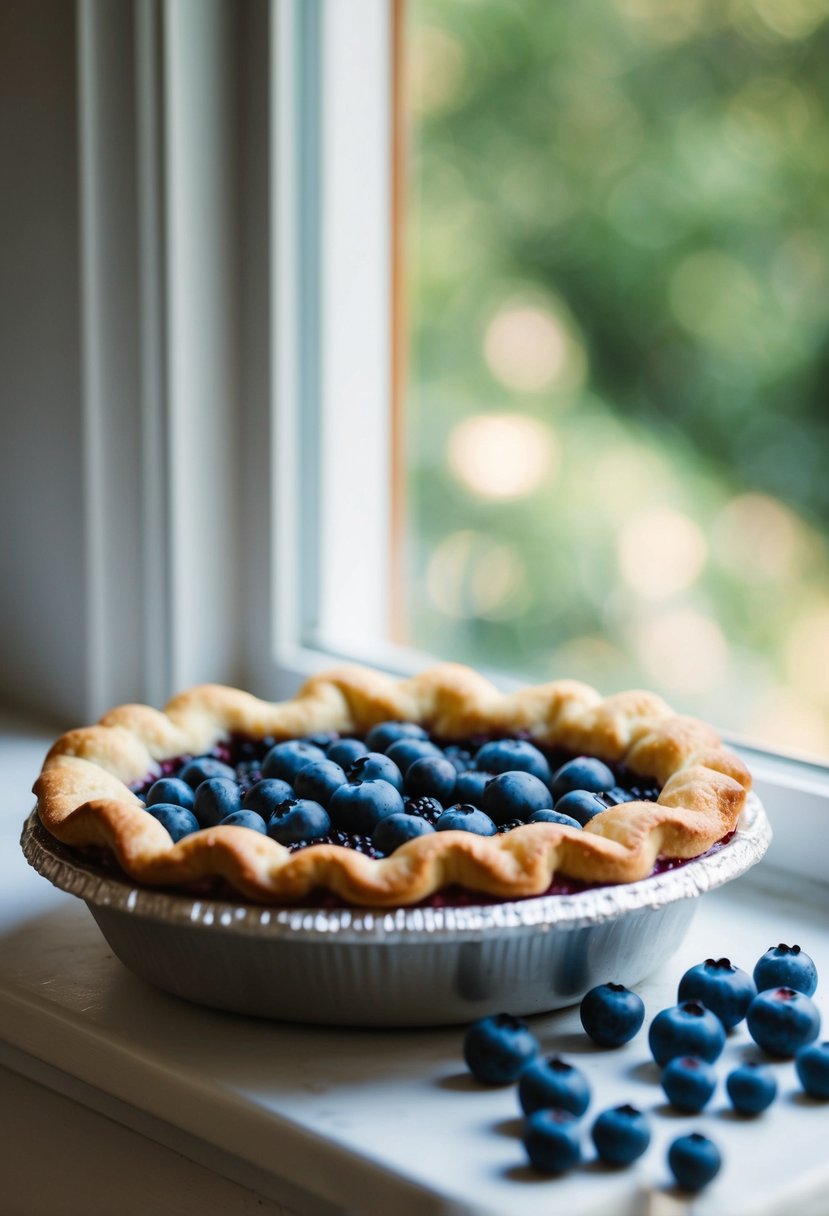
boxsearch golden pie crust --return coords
[32,663,752,907]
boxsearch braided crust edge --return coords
[33,663,751,907]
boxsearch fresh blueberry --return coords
[667,1133,721,1193]
[403,795,444,824]
[598,786,638,807]
[746,987,821,1057]
[266,797,330,845]
[302,732,338,750]
[326,738,368,768]
[529,807,583,830]
[348,752,404,791]
[262,739,327,782]
[481,771,553,825]
[753,944,818,997]
[580,983,645,1048]
[145,803,200,842]
[474,739,552,785]
[726,1062,777,1113]
[522,1110,582,1175]
[443,744,474,773]
[661,1056,717,1112]
[193,776,241,828]
[373,813,435,855]
[385,737,442,776]
[454,770,494,808]
[648,1001,726,1067]
[435,804,497,836]
[328,779,405,835]
[553,789,606,827]
[219,809,268,834]
[293,759,348,806]
[795,1041,829,1099]
[678,958,757,1030]
[518,1055,591,1117]
[591,1104,650,1167]
[551,756,616,802]
[178,756,236,788]
[242,778,295,818]
[463,1012,540,1085]
[404,755,457,804]
[365,720,428,754]
[145,777,195,811]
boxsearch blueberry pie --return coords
[32,663,751,907]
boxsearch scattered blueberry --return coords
[385,737,442,776]
[266,798,331,846]
[481,771,553,825]
[649,1001,726,1067]
[242,778,295,818]
[326,738,368,768]
[145,777,195,811]
[302,732,339,750]
[551,756,616,802]
[373,813,435,855]
[529,807,583,830]
[553,789,606,827]
[746,987,821,1057]
[347,752,404,791]
[678,958,757,1030]
[661,1056,717,1113]
[454,770,494,808]
[145,803,200,842]
[795,1041,829,1099]
[435,804,497,836]
[178,756,236,788]
[365,720,427,754]
[580,983,645,1048]
[667,1132,722,1193]
[518,1055,591,1117]
[591,1104,650,1168]
[726,1062,777,1114]
[753,944,818,997]
[463,1013,539,1085]
[474,739,552,785]
[219,809,268,834]
[262,740,327,782]
[193,776,241,828]
[522,1110,582,1175]
[404,755,457,804]
[293,759,348,805]
[328,779,405,835]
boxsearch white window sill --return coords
[1,786,827,1215]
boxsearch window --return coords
[401,0,829,764]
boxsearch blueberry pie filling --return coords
[32,663,752,906]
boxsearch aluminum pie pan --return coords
[21,795,771,1026]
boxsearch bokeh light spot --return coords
[426,531,527,620]
[618,507,708,599]
[712,492,804,582]
[636,608,729,694]
[484,303,583,393]
[447,413,559,500]
[786,602,829,700]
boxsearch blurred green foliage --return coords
[405,0,829,755]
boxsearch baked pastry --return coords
[31,663,751,908]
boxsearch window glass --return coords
[403,0,829,759]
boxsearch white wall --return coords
[0,4,89,726]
